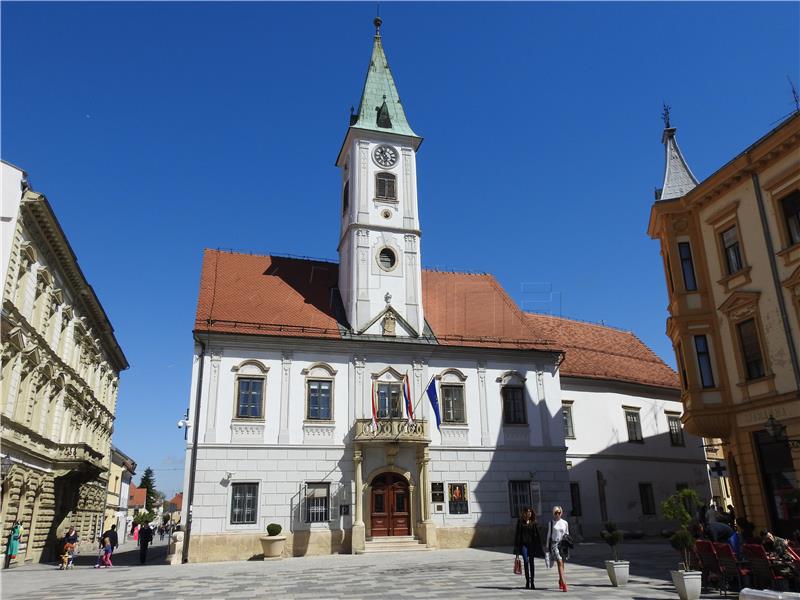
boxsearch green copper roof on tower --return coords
[350,18,419,139]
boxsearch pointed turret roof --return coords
[658,121,698,201]
[350,18,419,139]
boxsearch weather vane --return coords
[789,76,800,113]
[662,102,671,128]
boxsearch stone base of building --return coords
[188,529,353,562]
[436,524,514,549]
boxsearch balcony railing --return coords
[354,418,429,443]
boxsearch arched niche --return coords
[231,359,269,376]
[300,362,338,377]
[437,368,467,384]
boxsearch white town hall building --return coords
[181,19,709,562]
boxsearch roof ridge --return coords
[205,248,339,265]
[525,311,634,335]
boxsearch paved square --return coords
[1,540,730,599]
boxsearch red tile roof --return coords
[167,493,183,511]
[195,249,677,389]
[128,483,146,508]
[524,313,679,390]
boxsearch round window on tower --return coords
[378,248,397,271]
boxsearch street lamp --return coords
[765,414,800,450]
[1,456,13,479]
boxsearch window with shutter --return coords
[737,318,765,380]
[375,172,397,200]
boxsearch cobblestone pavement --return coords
[1,540,730,599]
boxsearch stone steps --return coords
[363,536,431,553]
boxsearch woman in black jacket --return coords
[514,507,545,589]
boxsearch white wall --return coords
[1,162,24,287]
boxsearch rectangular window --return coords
[377,383,403,419]
[678,242,698,291]
[562,404,575,439]
[668,415,685,446]
[677,342,689,390]
[375,172,396,200]
[431,482,445,503]
[502,387,526,425]
[304,483,330,523]
[782,190,800,246]
[570,482,582,517]
[230,482,258,525]
[307,380,332,421]
[441,384,465,423]
[236,378,263,419]
[737,318,765,380]
[509,480,532,518]
[448,483,468,515]
[639,483,656,515]
[693,335,716,389]
[625,409,643,443]
[721,225,744,275]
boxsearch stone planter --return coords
[604,560,629,586]
[259,535,286,560]
[670,570,702,600]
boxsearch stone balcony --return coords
[353,418,429,444]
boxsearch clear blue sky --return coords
[3,2,798,497]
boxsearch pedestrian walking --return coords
[545,505,571,592]
[101,525,119,557]
[4,521,23,569]
[133,523,140,546]
[513,506,545,590]
[59,526,79,570]
[138,523,154,564]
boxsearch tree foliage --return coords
[661,488,701,569]
[601,521,624,561]
[139,467,157,511]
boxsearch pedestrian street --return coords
[1,540,733,599]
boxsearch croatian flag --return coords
[426,379,441,430]
[371,381,378,428]
[403,373,414,424]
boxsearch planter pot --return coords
[670,570,702,600]
[259,535,286,560]
[605,560,629,586]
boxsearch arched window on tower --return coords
[375,172,396,201]
[342,180,349,215]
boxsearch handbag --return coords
[513,556,522,575]
[561,534,574,548]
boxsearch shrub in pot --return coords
[661,489,702,600]
[260,523,286,560]
[601,522,629,587]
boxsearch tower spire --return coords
[349,17,419,139]
[658,105,698,201]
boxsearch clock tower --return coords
[336,18,424,338]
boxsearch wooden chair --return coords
[742,543,788,591]
[714,542,751,592]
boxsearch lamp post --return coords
[765,414,800,450]
[0,456,13,480]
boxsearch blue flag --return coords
[426,379,441,430]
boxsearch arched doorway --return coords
[371,473,410,536]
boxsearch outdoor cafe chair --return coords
[742,543,789,591]
[695,539,724,595]
[713,542,751,592]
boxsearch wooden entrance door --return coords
[371,473,410,536]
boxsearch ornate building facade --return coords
[1,161,128,564]
[181,20,708,562]
[648,111,800,536]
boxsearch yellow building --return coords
[648,110,800,536]
[103,447,136,538]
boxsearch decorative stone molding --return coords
[303,422,336,445]
[230,421,265,444]
[504,427,529,446]
[439,425,469,446]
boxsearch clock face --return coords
[373,145,398,168]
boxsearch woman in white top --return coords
[546,505,570,592]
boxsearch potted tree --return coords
[259,523,286,560]
[601,522,629,586]
[661,489,701,600]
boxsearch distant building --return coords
[1,161,128,564]
[648,111,800,535]
[180,20,708,563]
[127,483,147,519]
[165,492,183,514]
[103,447,136,541]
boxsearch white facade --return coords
[562,377,708,536]
[1,162,26,287]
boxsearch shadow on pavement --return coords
[71,542,168,568]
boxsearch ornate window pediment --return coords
[437,368,467,384]
[496,370,526,386]
[371,366,405,382]
[231,359,269,376]
[22,345,42,367]
[6,326,26,351]
[19,241,36,265]
[301,362,338,377]
[783,265,800,291]
[718,291,760,321]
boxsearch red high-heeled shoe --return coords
[559,581,564,591]
[562,582,568,592]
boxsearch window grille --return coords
[668,415,685,446]
[307,380,332,420]
[230,482,258,525]
[508,480,532,518]
[304,483,330,523]
[236,378,263,419]
[625,410,643,443]
[502,387,526,424]
[441,384,465,423]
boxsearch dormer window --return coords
[375,172,396,200]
